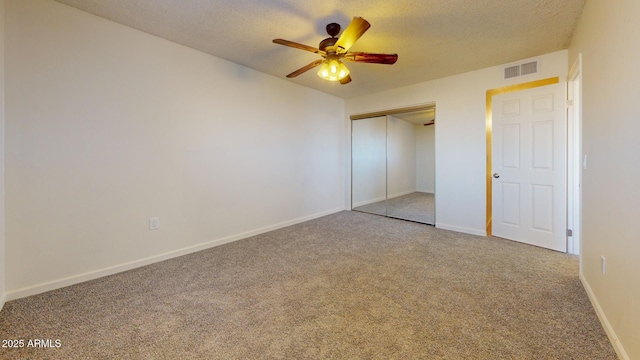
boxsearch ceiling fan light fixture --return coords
[274,17,396,85]
[318,59,350,81]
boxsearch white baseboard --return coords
[387,190,416,199]
[0,293,6,312]
[416,188,434,194]
[6,206,346,301]
[352,196,386,208]
[353,190,423,208]
[580,273,630,360]
[436,223,487,237]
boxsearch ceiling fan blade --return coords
[273,39,326,56]
[343,52,398,64]
[339,74,352,85]
[286,59,325,78]
[334,17,371,54]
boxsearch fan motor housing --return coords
[319,37,338,52]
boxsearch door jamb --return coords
[567,54,583,255]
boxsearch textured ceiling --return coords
[55,0,585,99]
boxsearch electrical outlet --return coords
[149,217,160,231]
[601,256,606,275]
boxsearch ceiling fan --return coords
[273,17,398,84]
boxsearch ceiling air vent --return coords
[503,59,540,80]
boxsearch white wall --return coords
[0,0,6,310]
[387,116,416,198]
[568,1,640,359]
[351,116,386,206]
[4,0,345,299]
[415,124,435,193]
[346,50,568,235]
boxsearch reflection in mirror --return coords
[351,116,387,217]
[351,106,435,225]
[386,115,435,224]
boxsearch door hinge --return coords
[567,229,573,237]
[566,99,574,107]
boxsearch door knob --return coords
[492,173,500,178]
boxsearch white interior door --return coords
[492,83,566,252]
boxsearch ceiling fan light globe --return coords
[329,59,339,74]
[337,61,350,80]
[318,63,330,79]
[318,60,350,82]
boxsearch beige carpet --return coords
[0,211,617,359]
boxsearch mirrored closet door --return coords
[351,107,435,225]
[352,116,387,217]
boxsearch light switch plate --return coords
[149,217,160,230]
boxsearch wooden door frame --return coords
[485,77,560,236]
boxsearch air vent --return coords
[520,61,538,75]
[504,65,520,79]
[503,59,540,80]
